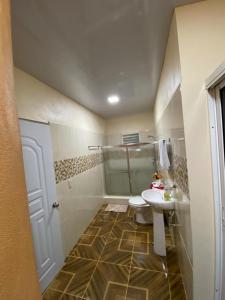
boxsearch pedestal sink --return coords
[142,189,175,256]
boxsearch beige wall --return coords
[14,67,106,257]
[106,112,154,135]
[154,16,181,124]
[176,1,225,299]
[154,15,193,299]
[0,1,41,299]
[14,68,105,134]
[106,112,154,145]
[154,0,225,299]
[50,124,105,255]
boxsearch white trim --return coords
[206,60,225,89]
[208,91,223,300]
[206,61,225,300]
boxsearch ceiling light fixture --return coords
[107,95,120,105]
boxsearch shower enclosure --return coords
[102,143,156,196]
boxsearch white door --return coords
[19,119,64,292]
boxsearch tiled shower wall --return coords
[155,87,193,299]
[50,124,105,256]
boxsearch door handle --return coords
[52,202,60,208]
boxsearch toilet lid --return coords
[129,196,149,207]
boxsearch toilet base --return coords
[133,206,153,224]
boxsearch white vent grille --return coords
[122,133,140,145]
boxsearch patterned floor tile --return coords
[97,222,114,237]
[165,226,175,247]
[84,262,129,300]
[63,257,97,297]
[135,224,153,233]
[85,221,114,239]
[100,238,132,266]
[128,268,170,300]
[119,239,134,252]
[44,204,186,300]
[132,243,167,272]
[166,247,181,274]
[126,286,148,300]
[84,226,100,236]
[122,230,136,241]
[104,282,127,300]
[92,214,116,224]
[42,289,63,300]
[49,271,73,292]
[166,234,174,247]
[135,232,149,243]
[133,241,149,254]
[169,274,186,300]
[78,235,96,246]
[111,223,136,239]
[61,294,84,300]
[71,236,105,260]
[127,207,135,217]
[97,209,118,219]
[116,213,134,223]
[134,225,153,243]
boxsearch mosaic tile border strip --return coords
[54,152,103,184]
[173,155,189,198]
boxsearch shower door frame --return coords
[102,142,155,196]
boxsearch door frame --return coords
[206,61,225,300]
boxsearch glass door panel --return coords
[128,144,156,195]
[103,147,130,195]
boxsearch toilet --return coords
[129,196,153,224]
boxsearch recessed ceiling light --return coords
[107,95,120,105]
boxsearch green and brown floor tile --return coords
[62,257,97,297]
[132,243,167,272]
[43,204,186,300]
[84,262,129,300]
[71,236,105,260]
[128,268,170,300]
[100,238,132,266]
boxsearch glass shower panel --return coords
[129,144,156,195]
[103,147,130,195]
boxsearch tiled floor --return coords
[43,204,186,300]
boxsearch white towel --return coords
[159,139,170,170]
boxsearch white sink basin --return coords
[142,189,175,210]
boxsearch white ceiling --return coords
[11,0,200,118]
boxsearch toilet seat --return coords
[129,196,149,207]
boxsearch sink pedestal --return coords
[141,189,175,257]
[152,208,166,256]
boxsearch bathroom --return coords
[1,0,225,300]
